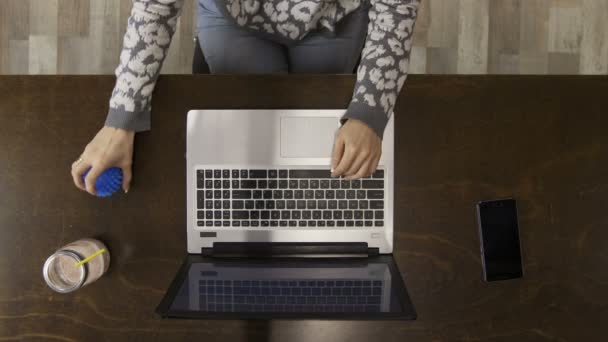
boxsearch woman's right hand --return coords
[71,126,135,196]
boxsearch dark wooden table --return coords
[0,75,606,341]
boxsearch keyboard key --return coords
[279,180,288,189]
[297,200,306,209]
[318,200,327,209]
[289,180,298,189]
[214,190,222,199]
[280,220,288,226]
[268,180,278,189]
[223,221,230,227]
[205,180,213,188]
[206,220,213,226]
[232,220,241,227]
[331,180,340,189]
[367,190,384,199]
[372,169,384,178]
[375,220,384,226]
[214,201,221,209]
[284,190,293,199]
[355,220,363,227]
[270,221,278,227]
[306,200,316,209]
[232,211,249,219]
[309,221,317,227]
[223,211,230,219]
[299,180,309,189]
[253,190,262,199]
[231,169,239,178]
[258,180,267,188]
[354,211,363,220]
[362,180,384,188]
[327,221,335,227]
[206,211,213,219]
[263,190,272,199]
[339,200,348,209]
[240,170,248,178]
[314,190,324,199]
[337,220,345,227]
[241,180,257,189]
[249,170,267,178]
[299,221,307,227]
[251,211,260,219]
[336,190,345,199]
[279,169,288,178]
[245,200,254,209]
[214,221,221,227]
[375,210,384,219]
[214,180,221,188]
[214,211,221,219]
[370,201,384,209]
[223,190,230,199]
[214,170,221,178]
[271,211,280,219]
[310,180,319,189]
[197,220,205,226]
[344,211,353,219]
[232,200,244,209]
[313,211,321,219]
[281,211,290,219]
[346,221,354,227]
[251,221,259,227]
[261,211,270,219]
[346,190,356,199]
[289,169,332,178]
[365,221,373,227]
[292,211,301,219]
[349,200,358,209]
[365,211,373,219]
[328,200,337,209]
[276,200,285,209]
[323,211,332,219]
[289,221,297,227]
[223,200,230,209]
[351,180,361,189]
[222,180,230,188]
[205,170,212,178]
[333,211,342,219]
[320,180,329,188]
[357,190,366,199]
[241,221,250,227]
[287,200,296,209]
[295,190,304,199]
[232,180,239,188]
[318,221,326,227]
[205,200,213,209]
[302,211,311,219]
[255,200,264,209]
[222,169,230,178]
[268,170,278,178]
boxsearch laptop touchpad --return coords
[281,117,338,158]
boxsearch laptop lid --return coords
[156,254,416,320]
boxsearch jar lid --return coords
[43,249,88,293]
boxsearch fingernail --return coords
[124,188,129,194]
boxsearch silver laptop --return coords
[156,109,416,320]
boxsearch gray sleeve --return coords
[105,0,184,132]
[340,0,420,139]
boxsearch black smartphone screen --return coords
[477,199,523,281]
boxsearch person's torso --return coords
[214,0,368,41]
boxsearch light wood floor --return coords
[1,0,607,75]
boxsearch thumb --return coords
[122,164,132,193]
[331,135,345,172]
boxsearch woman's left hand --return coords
[331,119,382,180]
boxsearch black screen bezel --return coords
[155,254,417,320]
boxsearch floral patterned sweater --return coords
[105,0,420,139]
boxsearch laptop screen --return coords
[156,255,416,320]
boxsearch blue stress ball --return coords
[82,167,123,197]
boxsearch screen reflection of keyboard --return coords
[198,279,383,313]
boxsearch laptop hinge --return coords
[202,242,379,258]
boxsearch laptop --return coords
[155,109,416,320]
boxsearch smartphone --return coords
[476,199,523,281]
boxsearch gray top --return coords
[105,0,420,139]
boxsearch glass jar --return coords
[42,238,110,293]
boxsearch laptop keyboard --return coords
[195,168,385,228]
[198,278,384,313]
